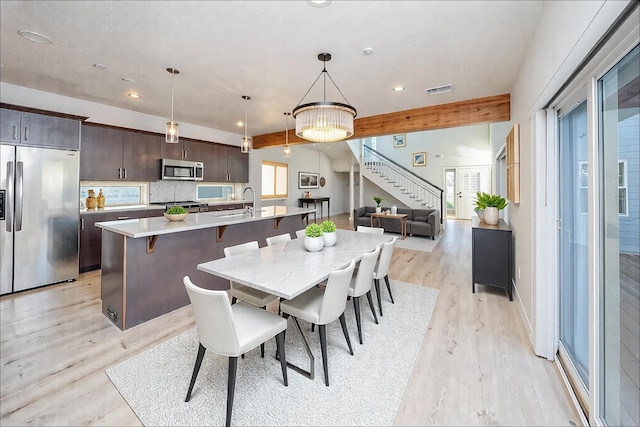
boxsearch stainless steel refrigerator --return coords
[0,144,79,295]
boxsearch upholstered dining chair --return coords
[295,229,306,239]
[266,233,292,246]
[348,245,381,344]
[224,241,278,307]
[373,236,397,316]
[183,276,288,427]
[279,259,356,386]
[356,225,385,235]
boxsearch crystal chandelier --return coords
[241,95,251,153]
[292,53,357,143]
[165,67,180,143]
[283,112,292,158]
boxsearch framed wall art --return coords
[393,133,406,148]
[412,151,426,167]
[298,172,319,189]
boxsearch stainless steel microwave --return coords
[161,159,204,181]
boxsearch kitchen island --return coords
[96,206,315,330]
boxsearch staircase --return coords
[348,142,444,221]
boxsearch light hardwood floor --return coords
[0,216,581,426]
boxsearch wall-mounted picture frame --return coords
[412,151,426,167]
[393,133,406,148]
[298,172,319,189]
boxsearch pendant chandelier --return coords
[292,53,357,143]
[241,95,251,153]
[283,112,292,158]
[165,67,180,144]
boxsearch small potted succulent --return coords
[320,220,337,247]
[304,223,324,252]
[164,205,188,221]
[373,196,383,213]
[473,192,490,221]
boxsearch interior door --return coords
[456,166,490,219]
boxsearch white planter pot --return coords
[375,206,382,213]
[484,207,499,225]
[323,231,337,247]
[304,236,324,252]
[475,209,484,222]
[390,205,397,215]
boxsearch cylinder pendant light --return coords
[283,112,292,158]
[241,95,251,153]
[165,67,180,144]
[292,53,357,143]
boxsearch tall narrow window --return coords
[261,161,288,199]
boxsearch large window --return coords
[261,161,288,199]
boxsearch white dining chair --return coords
[224,241,278,307]
[266,233,292,246]
[183,276,288,427]
[295,229,306,239]
[279,259,356,386]
[373,236,397,316]
[357,225,384,235]
[348,245,381,344]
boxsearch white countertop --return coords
[80,199,253,215]
[95,205,316,238]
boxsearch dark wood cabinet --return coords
[226,146,249,183]
[1,108,80,149]
[80,125,160,181]
[80,213,106,272]
[161,137,202,161]
[471,217,513,301]
[201,143,249,183]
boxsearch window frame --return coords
[261,160,288,199]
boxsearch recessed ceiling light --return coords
[122,78,136,83]
[17,30,52,44]
[307,0,331,7]
[93,63,108,70]
[363,47,373,55]
[236,121,244,127]
[393,86,405,92]
[128,93,142,99]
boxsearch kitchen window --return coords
[262,161,288,199]
[80,182,147,206]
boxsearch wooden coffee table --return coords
[370,212,408,239]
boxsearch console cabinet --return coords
[471,217,513,301]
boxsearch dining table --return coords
[197,229,392,378]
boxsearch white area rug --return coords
[386,232,442,252]
[106,280,438,426]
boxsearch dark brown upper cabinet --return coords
[1,108,80,150]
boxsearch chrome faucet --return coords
[243,186,255,214]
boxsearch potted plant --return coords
[304,223,324,252]
[164,205,188,221]
[373,196,383,213]
[482,193,508,225]
[320,220,337,247]
[473,192,490,221]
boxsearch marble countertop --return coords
[95,205,316,238]
[80,199,253,215]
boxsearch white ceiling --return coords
[0,1,543,140]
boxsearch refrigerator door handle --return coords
[15,161,23,231]
[5,162,13,232]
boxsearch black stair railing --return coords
[362,145,443,225]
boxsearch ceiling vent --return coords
[425,84,453,95]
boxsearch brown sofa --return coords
[353,206,441,239]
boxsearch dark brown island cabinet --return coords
[1,107,81,149]
[471,216,513,301]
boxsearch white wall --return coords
[508,0,631,350]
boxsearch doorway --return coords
[455,166,490,219]
[444,168,456,218]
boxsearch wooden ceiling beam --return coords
[252,93,510,149]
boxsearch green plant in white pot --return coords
[373,196,383,213]
[320,220,337,247]
[473,192,490,221]
[304,223,324,252]
[482,194,508,225]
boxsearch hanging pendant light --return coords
[165,67,180,144]
[241,95,251,153]
[283,112,292,158]
[292,53,357,143]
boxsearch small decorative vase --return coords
[475,209,485,222]
[97,189,105,208]
[390,204,397,215]
[375,206,382,214]
[85,189,97,209]
[323,231,337,247]
[484,207,499,225]
[304,236,324,252]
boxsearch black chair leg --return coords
[275,331,288,386]
[311,323,315,332]
[319,324,329,386]
[226,357,238,427]
[365,290,379,324]
[185,343,206,402]
[374,278,383,316]
[276,313,290,359]
[260,343,265,358]
[384,275,395,304]
[353,296,363,344]
[231,296,237,305]
[339,313,354,356]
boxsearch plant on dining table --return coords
[305,223,323,238]
[320,220,337,247]
[320,220,336,233]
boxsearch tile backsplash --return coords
[149,181,196,203]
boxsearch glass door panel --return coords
[599,44,639,427]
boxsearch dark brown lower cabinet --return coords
[471,216,513,301]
